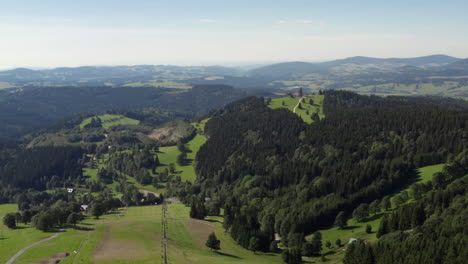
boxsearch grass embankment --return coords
[305,163,446,263]
[80,114,139,129]
[269,95,325,124]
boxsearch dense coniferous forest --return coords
[344,151,468,264]
[170,91,468,254]
[0,146,82,191]
[0,84,270,138]
[0,87,466,262]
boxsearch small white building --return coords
[80,205,89,211]
[67,188,75,194]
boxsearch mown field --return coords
[2,203,286,264]
[80,114,140,129]
[269,94,325,124]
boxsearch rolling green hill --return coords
[80,114,140,129]
[269,94,324,124]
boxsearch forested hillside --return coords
[171,91,467,258]
[344,152,468,264]
[0,84,270,139]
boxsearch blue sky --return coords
[0,0,467,68]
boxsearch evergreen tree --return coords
[282,248,302,264]
[248,237,261,253]
[334,211,346,229]
[352,204,369,222]
[381,196,391,211]
[206,232,221,251]
[411,203,425,228]
[3,213,16,229]
[377,214,390,238]
[91,202,106,219]
[335,239,342,247]
[67,212,80,227]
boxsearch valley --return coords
[1,91,467,264]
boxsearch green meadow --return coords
[4,204,284,264]
[269,95,325,124]
[0,82,14,89]
[80,114,139,129]
[156,120,208,183]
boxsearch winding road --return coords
[6,229,64,264]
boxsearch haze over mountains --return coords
[1,54,467,99]
[0,54,465,84]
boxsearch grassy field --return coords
[80,114,140,129]
[0,81,14,89]
[167,221,283,264]
[269,95,325,124]
[418,163,445,183]
[156,120,208,183]
[1,204,84,264]
[8,204,282,264]
[4,160,443,264]
[304,163,446,263]
[341,82,468,98]
[123,81,191,89]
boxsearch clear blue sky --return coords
[0,0,467,68]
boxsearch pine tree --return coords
[335,239,342,247]
[3,213,16,229]
[334,211,346,229]
[206,232,221,251]
[248,237,261,253]
[377,214,390,238]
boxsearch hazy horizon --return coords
[0,54,465,72]
[1,0,467,69]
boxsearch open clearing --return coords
[80,114,139,129]
[269,95,325,124]
[92,222,161,262]
[156,120,207,183]
[167,220,283,264]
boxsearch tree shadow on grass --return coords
[214,251,241,259]
[204,219,222,224]
[341,225,360,231]
[74,226,94,231]
[12,226,28,230]
[362,212,384,222]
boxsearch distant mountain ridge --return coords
[1,55,467,99]
[249,54,462,77]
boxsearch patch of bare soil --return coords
[148,127,182,144]
[92,224,153,260]
[183,220,216,248]
[37,252,69,264]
